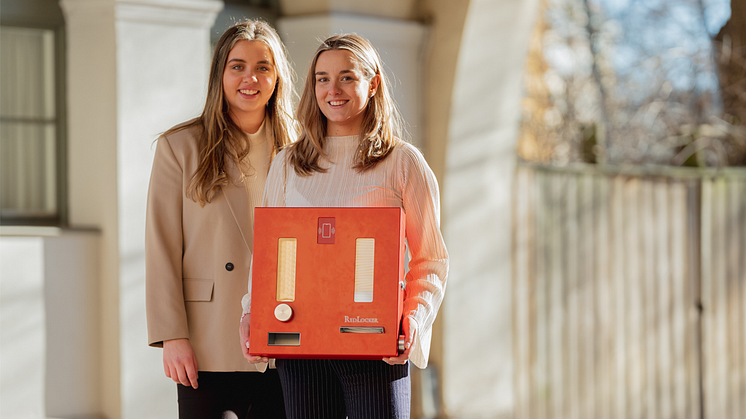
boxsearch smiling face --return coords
[314,49,380,136]
[222,39,277,133]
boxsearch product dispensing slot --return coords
[354,238,375,302]
[268,332,301,346]
[276,238,297,301]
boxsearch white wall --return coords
[278,14,426,149]
[44,230,101,418]
[279,0,417,20]
[0,235,47,418]
[0,228,100,419]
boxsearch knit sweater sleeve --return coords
[399,144,449,368]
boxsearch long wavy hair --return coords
[288,34,404,176]
[165,20,296,206]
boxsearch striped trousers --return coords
[276,359,411,419]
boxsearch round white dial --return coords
[274,303,293,322]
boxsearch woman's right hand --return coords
[239,313,269,364]
[163,338,199,389]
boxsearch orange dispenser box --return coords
[249,207,406,359]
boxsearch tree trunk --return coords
[715,0,746,124]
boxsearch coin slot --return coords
[340,326,385,334]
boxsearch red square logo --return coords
[317,217,335,244]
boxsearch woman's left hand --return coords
[383,316,417,365]
[239,313,269,364]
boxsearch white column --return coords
[278,14,426,149]
[60,1,121,416]
[116,1,222,418]
[44,230,102,417]
[60,0,222,417]
[440,0,539,417]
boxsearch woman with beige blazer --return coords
[145,20,296,418]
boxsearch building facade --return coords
[0,0,538,417]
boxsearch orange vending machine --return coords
[249,207,406,359]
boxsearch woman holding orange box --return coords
[240,34,448,418]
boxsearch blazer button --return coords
[225,262,234,271]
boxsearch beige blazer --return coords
[145,123,268,372]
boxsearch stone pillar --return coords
[277,13,426,149]
[59,1,120,416]
[59,0,222,417]
[116,2,223,416]
[440,0,539,417]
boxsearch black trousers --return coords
[276,359,410,419]
[177,370,286,419]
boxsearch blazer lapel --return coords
[221,161,253,253]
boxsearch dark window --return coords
[1,0,67,225]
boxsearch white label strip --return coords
[276,238,296,301]
[354,238,375,302]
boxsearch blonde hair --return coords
[288,34,404,176]
[165,20,297,206]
